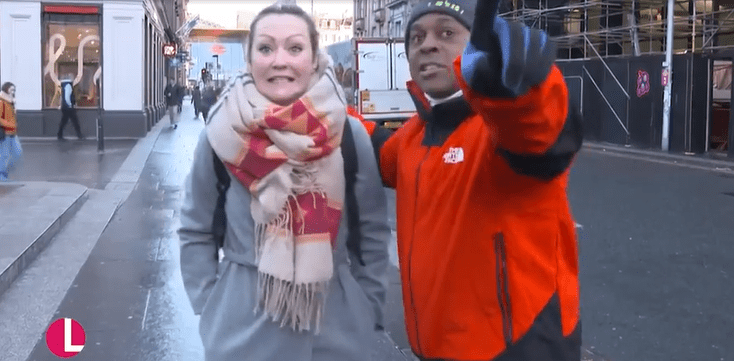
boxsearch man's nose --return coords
[419,33,439,54]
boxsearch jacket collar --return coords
[406,80,474,146]
[0,91,14,105]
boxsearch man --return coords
[175,82,185,113]
[164,78,179,129]
[191,85,202,119]
[368,0,583,360]
[199,84,218,122]
[57,76,85,140]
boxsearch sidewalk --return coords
[583,141,734,173]
[0,109,412,360]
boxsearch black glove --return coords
[461,0,557,98]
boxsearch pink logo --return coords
[637,70,650,97]
[46,318,85,358]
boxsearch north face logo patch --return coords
[443,147,464,164]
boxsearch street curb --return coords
[582,142,734,173]
[0,116,168,298]
[0,185,88,298]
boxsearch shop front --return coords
[0,0,169,138]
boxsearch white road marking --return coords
[141,289,151,330]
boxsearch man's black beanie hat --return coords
[404,0,477,54]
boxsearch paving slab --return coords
[0,182,87,297]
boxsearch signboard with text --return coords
[163,43,177,58]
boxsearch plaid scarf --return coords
[206,51,347,333]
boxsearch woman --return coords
[178,4,391,361]
[0,82,22,181]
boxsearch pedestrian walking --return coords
[0,82,23,181]
[164,78,179,129]
[199,84,217,121]
[57,76,85,140]
[175,82,185,114]
[364,0,584,360]
[191,85,202,119]
[178,4,391,361]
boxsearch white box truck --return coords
[326,38,415,128]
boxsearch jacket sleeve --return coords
[347,117,391,329]
[456,59,583,180]
[0,102,11,129]
[178,131,221,315]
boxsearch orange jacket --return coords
[378,61,581,360]
[0,97,17,135]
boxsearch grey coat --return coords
[178,117,391,361]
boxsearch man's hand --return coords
[461,0,556,98]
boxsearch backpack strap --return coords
[342,118,365,266]
[212,149,231,249]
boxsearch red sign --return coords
[46,318,86,358]
[661,69,670,87]
[44,5,99,14]
[211,44,226,56]
[163,43,177,58]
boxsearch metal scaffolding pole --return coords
[662,0,674,151]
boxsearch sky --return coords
[187,1,353,29]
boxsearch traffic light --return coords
[201,68,208,82]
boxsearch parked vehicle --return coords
[326,38,415,129]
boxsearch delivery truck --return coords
[326,38,415,128]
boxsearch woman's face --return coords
[249,14,316,106]
[7,86,15,97]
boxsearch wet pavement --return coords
[568,150,734,361]
[22,107,409,361]
[2,99,733,360]
[12,139,136,189]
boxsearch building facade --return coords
[354,0,420,39]
[0,0,187,138]
[315,15,353,46]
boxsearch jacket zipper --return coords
[408,147,431,356]
[494,232,513,348]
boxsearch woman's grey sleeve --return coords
[348,117,391,329]
[178,131,220,315]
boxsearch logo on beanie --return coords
[429,0,465,14]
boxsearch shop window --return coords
[42,12,101,109]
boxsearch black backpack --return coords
[211,119,365,265]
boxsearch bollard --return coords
[96,116,104,153]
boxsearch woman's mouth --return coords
[268,76,295,83]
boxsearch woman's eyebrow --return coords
[255,34,306,41]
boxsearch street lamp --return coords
[212,55,219,86]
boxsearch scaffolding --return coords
[499,0,734,60]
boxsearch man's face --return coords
[8,86,15,98]
[407,14,470,99]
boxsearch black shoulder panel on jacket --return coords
[498,101,583,180]
[371,125,394,170]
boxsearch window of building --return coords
[42,11,101,109]
[395,20,402,37]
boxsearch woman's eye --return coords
[258,46,271,54]
[442,30,454,38]
[290,46,303,53]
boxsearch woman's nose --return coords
[271,48,288,68]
